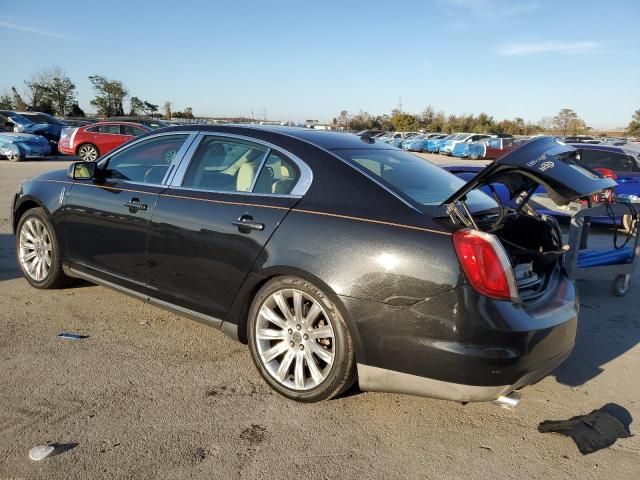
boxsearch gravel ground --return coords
[0,157,638,480]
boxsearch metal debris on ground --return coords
[57,332,89,340]
[538,403,633,454]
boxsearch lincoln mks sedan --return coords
[11,127,615,403]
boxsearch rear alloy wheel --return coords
[469,152,479,160]
[78,144,99,162]
[248,276,356,402]
[16,208,71,289]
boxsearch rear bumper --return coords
[346,273,578,402]
[58,145,74,156]
[358,348,571,402]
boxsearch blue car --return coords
[440,133,491,156]
[443,143,640,231]
[0,110,66,153]
[402,133,441,152]
[452,142,470,158]
[0,132,51,161]
[426,133,456,153]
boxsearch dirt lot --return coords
[0,157,638,480]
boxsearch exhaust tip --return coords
[492,391,522,409]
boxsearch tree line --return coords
[0,66,194,120]
[333,107,639,137]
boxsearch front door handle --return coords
[232,215,264,232]
[124,198,148,212]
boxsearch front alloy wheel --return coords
[248,277,355,402]
[7,151,23,162]
[16,208,71,289]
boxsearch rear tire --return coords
[247,276,356,402]
[77,143,99,162]
[16,208,72,289]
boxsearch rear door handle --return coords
[232,215,264,232]
[124,198,148,211]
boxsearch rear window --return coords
[333,149,497,210]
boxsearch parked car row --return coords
[1,110,170,162]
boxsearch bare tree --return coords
[163,101,172,120]
[552,108,586,136]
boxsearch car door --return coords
[64,132,195,291]
[146,133,307,319]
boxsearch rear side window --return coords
[181,137,268,192]
[579,149,635,172]
[334,148,497,210]
[122,125,147,136]
[253,152,300,195]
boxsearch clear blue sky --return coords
[2,0,638,128]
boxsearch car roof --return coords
[569,142,639,158]
[151,124,394,150]
[89,121,150,127]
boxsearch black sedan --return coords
[10,127,614,403]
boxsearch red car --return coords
[58,121,150,161]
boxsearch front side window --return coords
[99,125,122,135]
[104,134,188,183]
[182,137,268,192]
[334,148,497,211]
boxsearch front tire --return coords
[16,208,71,289]
[77,143,99,162]
[7,152,24,162]
[247,276,356,402]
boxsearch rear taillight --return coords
[594,168,617,179]
[452,229,517,301]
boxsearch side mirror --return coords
[67,161,97,180]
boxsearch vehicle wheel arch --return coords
[231,265,365,363]
[13,197,48,234]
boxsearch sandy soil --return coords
[0,158,638,479]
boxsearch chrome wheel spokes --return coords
[79,145,97,162]
[19,218,53,282]
[255,288,336,391]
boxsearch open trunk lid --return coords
[442,136,617,206]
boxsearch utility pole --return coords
[398,96,403,113]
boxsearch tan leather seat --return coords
[237,162,256,191]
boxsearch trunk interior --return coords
[473,211,565,302]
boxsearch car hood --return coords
[441,136,617,206]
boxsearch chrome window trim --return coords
[165,185,302,199]
[96,131,199,187]
[248,148,271,192]
[250,128,423,213]
[169,131,313,197]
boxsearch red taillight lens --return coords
[452,229,517,301]
[594,167,617,179]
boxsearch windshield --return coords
[2,112,33,127]
[21,112,67,126]
[333,148,498,210]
